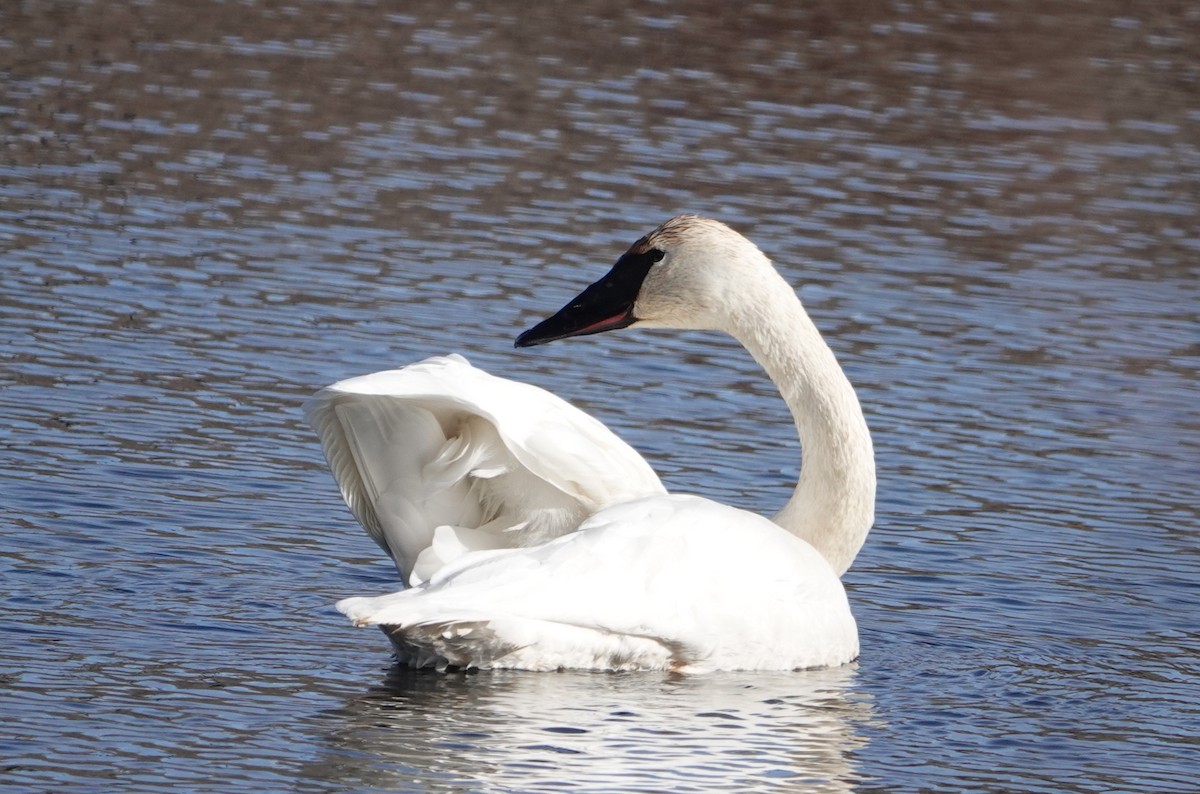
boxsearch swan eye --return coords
[609,246,664,287]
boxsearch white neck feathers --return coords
[722,255,876,575]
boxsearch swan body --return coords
[312,215,875,671]
[305,354,665,586]
[337,494,857,672]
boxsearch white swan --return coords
[310,215,875,672]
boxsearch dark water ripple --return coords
[3,1,1198,792]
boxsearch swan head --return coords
[516,215,769,347]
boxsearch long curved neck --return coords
[726,263,875,576]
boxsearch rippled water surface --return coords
[3,1,1198,791]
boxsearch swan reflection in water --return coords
[306,665,874,791]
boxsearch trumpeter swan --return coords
[307,215,875,671]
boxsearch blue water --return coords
[2,1,1197,791]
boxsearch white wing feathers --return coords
[304,355,665,586]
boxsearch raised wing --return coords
[305,355,665,586]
